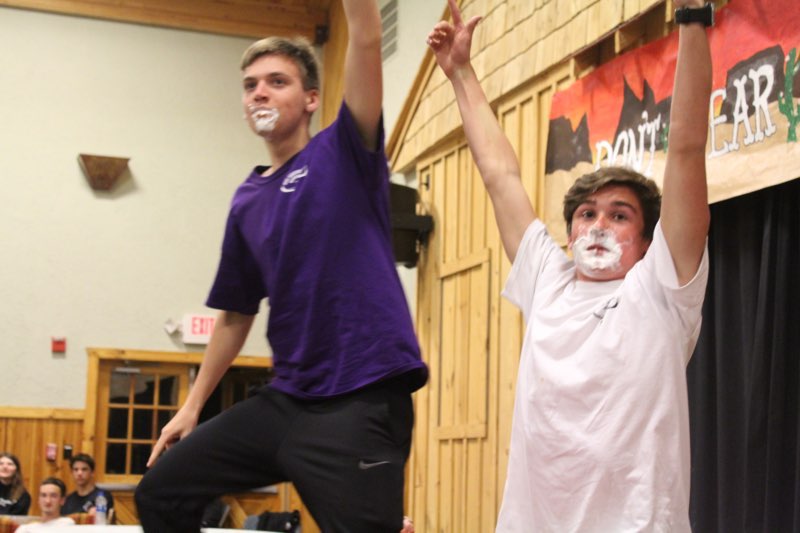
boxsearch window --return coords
[85,348,272,484]
[98,362,188,479]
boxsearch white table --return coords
[20,525,278,533]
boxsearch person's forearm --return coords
[668,23,712,155]
[450,64,521,192]
[181,311,254,414]
[660,13,712,284]
[341,0,383,148]
[342,0,382,48]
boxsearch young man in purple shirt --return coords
[134,2,427,531]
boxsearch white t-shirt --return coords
[16,517,75,532]
[496,220,708,533]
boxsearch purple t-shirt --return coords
[207,104,427,399]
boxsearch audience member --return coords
[0,453,30,515]
[15,478,74,531]
[60,453,113,517]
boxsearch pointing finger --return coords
[448,0,463,26]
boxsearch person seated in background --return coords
[60,453,113,517]
[0,453,30,515]
[16,478,74,531]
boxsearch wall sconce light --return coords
[78,153,130,191]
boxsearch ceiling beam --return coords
[0,0,330,41]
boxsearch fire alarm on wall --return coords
[51,337,66,353]
[45,443,57,462]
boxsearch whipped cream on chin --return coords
[571,228,623,277]
[249,106,280,134]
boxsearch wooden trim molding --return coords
[0,406,85,420]
[320,0,347,129]
[86,347,272,368]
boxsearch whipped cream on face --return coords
[248,106,280,134]
[572,227,623,278]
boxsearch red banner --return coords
[543,0,800,242]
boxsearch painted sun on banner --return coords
[543,0,800,243]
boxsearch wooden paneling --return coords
[0,418,301,528]
[408,56,573,531]
[320,0,347,129]
[0,408,85,516]
[111,492,139,525]
[412,137,497,532]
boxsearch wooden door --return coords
[410,143,501,533]
[407,66,572,532]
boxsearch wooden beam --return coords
[0,406,85,419]
[321,0,346,129]
[0,0,330,40]
[86,347,272,367]
[615,13,647,54]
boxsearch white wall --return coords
[0,7,267,407]
[381,1,444,136]
[0,2,443,409]
[382,1,446,316]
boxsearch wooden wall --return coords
[0,407,317,530]
[0,407,85,516]
[408,66,571,532]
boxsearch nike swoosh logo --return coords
[358,460,391,470]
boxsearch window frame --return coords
[84,348,272,484]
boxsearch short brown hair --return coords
[70,453,95,471]
[240,36,320,91]
[563,166,661,240]
[40,477,67,497]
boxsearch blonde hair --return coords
[240,36,320,91]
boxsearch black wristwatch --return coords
[675,2,714,27]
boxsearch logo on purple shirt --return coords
[280,165,309,193]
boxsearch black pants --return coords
[135,379,414,533]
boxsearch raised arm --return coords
[342,0,383,149]
[428,0,535,262]
[147,310,254,466]
[660,0,713,285]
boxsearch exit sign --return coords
[182,314,216,344]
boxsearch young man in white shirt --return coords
[429,0,713,530]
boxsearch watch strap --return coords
[675,3,714,27]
